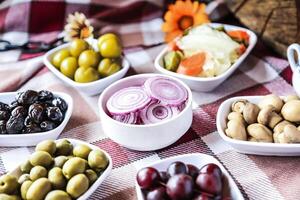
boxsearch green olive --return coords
[98,58,121,77]
[20,160,33,173]
[29,166,47,181]
[18,174,30,184]
[21,180,32,199]
[62,157,86,179]
[85,169,98,184]
[48,167,67,189]
[35,140,56,155]
[54,156,69,168]
[66,174,89,198]
[0,174,19,194]
[88,150,108,172]
[98,33,122,58]
[73,144,92,159]
[69,39,89,57]
[45,190,71,200]
[56,139,73,156]
[29,151,53,167]
[52,49,70,69]
[26,178,51,200]
[0,194,20,200]
[60,57,78,79]
[163,51,181,72]
[78,50,100,68]
[74,67,99,83]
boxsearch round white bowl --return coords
[98,74,193,151]
[217,96,300,156]
[0,91,73,147]
[43,43,130,96]
[154,23,257,92]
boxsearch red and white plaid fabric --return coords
[0,1,298,200]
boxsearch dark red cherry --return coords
[137,167,161,189]
[199,164,222,178]
[167,161,188,177]
[166,174,194,200]
[196,173,222,195]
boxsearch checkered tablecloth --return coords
[0,1,299,200]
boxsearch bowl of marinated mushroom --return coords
[217,94,300,156]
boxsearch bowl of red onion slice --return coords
[98,74,193,151]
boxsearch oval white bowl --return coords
[8,138,112,200]
[154,23,257,92]
[43,43,130,96]
[135,153,244,200]
[0,92,73,147]
[217,96,300,156]
[98,74,193,151]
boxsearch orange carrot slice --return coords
[177,52,206,76]
[237,44,246,55]
[227,30,249,43]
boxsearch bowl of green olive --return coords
[0,138,112,200]
[43,34,130,96]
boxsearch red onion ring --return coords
[140,101,176,124]
[112,112,137,124]
[144,77,188,106]
[107,87,151,115]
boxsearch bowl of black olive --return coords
[0,90,73,146]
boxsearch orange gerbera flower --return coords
[162,0,210,42]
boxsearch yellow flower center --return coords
[80,27,90,39]
[178,16,194,30]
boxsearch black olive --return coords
[9,100,19,110]
[0,120,7,134]
[0,110,10,120]
[17,90,38,105]
[6,116,25,134]
[46,107,63,122]
[38,90,54,101]
[22,124,42,133]
[40,121,57,131]
[11,106,27,117]
[24,116,34,127]
[0,102,10,111]
[52,97,68,112]
[28,103,44,123]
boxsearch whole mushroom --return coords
[225,120,247,141]
[273,120,292,143]
[257,105,282,129]
[247,123,273,143]
[258,94,283,113]
[231,100,248,113]
[243,102,260,124]
[277,124,300,143]
[281,100,300,123]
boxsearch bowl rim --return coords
[154,22,257,82]
[98,73,193,128]
[217,95,300,148]
[0,91,73,138]
[43,43,130,88]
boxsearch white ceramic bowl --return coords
[135,153,244,200]
[217,96,300,156]
[43,43,130,96]
[8,138,112,200]
[0,92,73,147]
[98,74,193,151]
[154,23,257,92]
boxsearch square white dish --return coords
[154,23,257,92]
[135,153,244,200]
[8,138,113,200]
[0,92,73,147]
[43,43,130,96]
[217,96,300,156]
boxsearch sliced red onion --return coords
[140,101,176,124]
[144,77,188,106]
[107,87,151,115]
[112,112,137,124]
[177,103,186,112]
